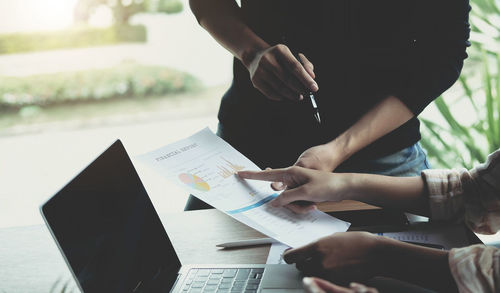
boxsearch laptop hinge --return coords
[169,273,182,293]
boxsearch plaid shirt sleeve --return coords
[422,149,500,293]
[421,149,500,234]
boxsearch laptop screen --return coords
[42,140,182,293]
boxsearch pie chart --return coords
[178,173,210,192]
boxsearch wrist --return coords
[376,237,453,290]
[326,134,355,167]
[239,42,269,68]
[335,173,360,201]
[373,236,398,277]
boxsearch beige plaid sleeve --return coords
[449,245,500,293]
[421,149,500,234]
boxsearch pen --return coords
[295,53,321,124]
[216,237,277,248]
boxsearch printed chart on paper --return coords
[138,128,350,247]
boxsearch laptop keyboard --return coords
[181,268,264,293]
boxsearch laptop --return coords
[40,140,304,293]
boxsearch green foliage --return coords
[157,0,184,14]
[0,25,146,55]
[420,0,500,169]
[0,63,201,111]
[74,0,183,25]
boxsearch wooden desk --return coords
[318,200,379,213]
[161,210,270,265]
[1,208,481,292]
[0,210,272,292]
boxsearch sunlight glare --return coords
[0,0,78,33]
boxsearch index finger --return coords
[277,47,318,92]
[283,241,317,264]
[237,169,288,183]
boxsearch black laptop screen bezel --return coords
[41,140,182,293]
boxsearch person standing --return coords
[186,0,470,210]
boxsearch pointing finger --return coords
[237,169,288,183]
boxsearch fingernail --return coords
[311,83,319,92]
[275,182,284,189]
[349,283,367,291]
[303,278,322,293]
[303,277,314,286]
[299,94,303,100]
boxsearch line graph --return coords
[217,156,245,179]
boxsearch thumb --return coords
[303,278,352,293]
[283,240,317,264]
[270,186,309,207]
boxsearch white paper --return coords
[376,224,470,250]
[138,127,350,247]
[266,243,290,264]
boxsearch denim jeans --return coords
[337,143,431,177]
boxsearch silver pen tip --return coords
[314,113,321,124]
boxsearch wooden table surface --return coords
[0,200,378,292]
[318,200,379,212]
[160,200,378,265]
[162,210,271,265]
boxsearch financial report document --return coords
[138,128,350,247]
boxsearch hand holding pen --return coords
[242,44,318,102]
[295,53,321,124]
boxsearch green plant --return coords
[75,0,183,26]
[0,25,146,55]
[0,63,201,111]
[420,0,500,169]
[421,51,500,169]
[157,0,184,14]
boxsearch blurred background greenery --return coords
[420,0,500,168]
[0,63,200,110]
[0,0,183,54]
[0,0,227,133]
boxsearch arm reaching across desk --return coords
[239,149,500,292]
[237,149,500,229]
[285,232,456,292]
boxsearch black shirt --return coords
[217,0,470,169]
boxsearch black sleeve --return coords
[395,0,471,115]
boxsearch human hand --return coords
[284,232,384,282]
[238,167,351,213]
[265,144,345,202]
[294,144,344,172]
[303,277,378,293]
[244,44,318,101]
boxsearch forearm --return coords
[327,96,414,165]
[377,237,457,292]
[341,173,429,216]
[189,0,269,66]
